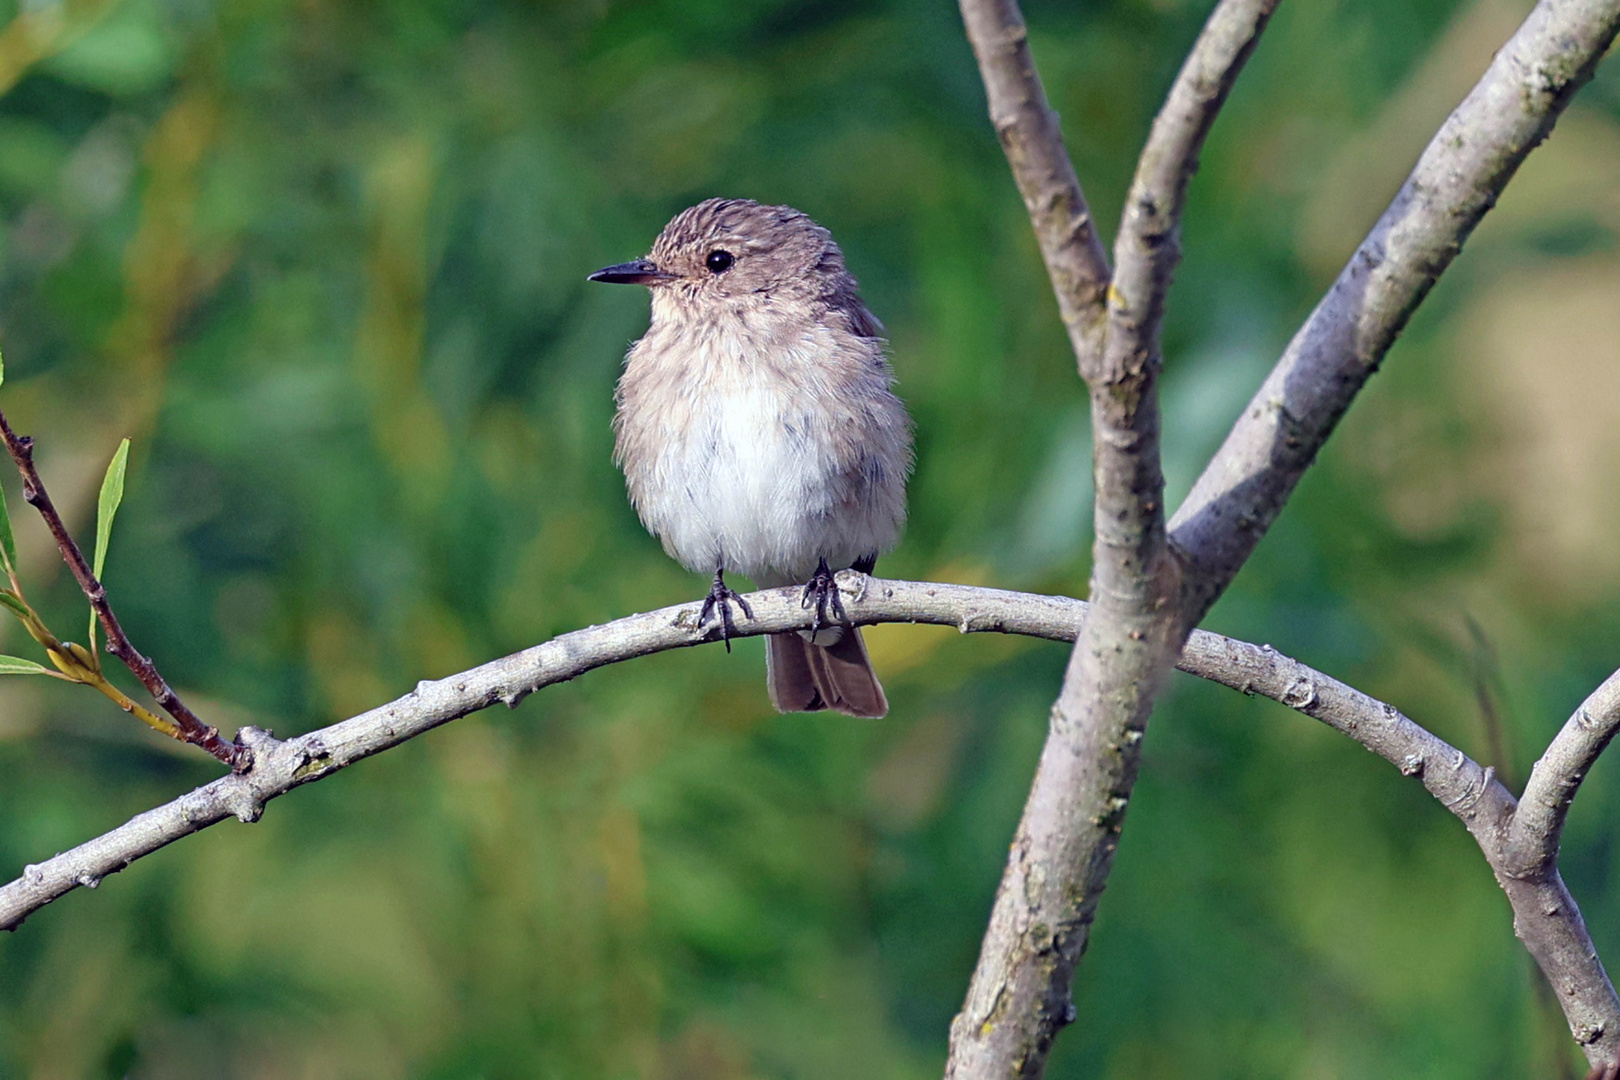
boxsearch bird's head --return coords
[589,198,858,315]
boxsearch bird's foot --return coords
[699,570,754,653]
[800,558,848,634]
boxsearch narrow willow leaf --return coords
[88,438,130,667]
[0,482,15,576]
[0,591,27,616]
[93,438,130,580]
[0,655,49,675]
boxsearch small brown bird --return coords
[591,198,912,717]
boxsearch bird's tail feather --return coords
[766,629,887,718]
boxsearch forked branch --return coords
[953,0,1620,1071]
[1197,639,1620,1063]
[947,2,1279,1076]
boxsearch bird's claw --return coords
[699,570,754,653]
[799,558,847,633]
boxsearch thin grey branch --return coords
[1100,0,1279,387]
[946,3,1278,1076]
[0,576,1082,933]
[1170,0,1620,607]
[1183,635,1620,1064]
[1509,668,1620,877]
[4,576,1615,1063]
[957,0,1113,366]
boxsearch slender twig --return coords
[1169,0,1620,607]
[1099,0,1279,388]
[1508,668,1620,877]
[0,408,244,770]
[957,0,1113,367]
[946,2,1278,1075]
[1,575,1615,1065]
[0,576,1087,931]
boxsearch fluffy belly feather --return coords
[614,309,907,588]
[636,385,870,584]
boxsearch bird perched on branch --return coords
[591,198,912,717]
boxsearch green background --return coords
[0,0,1618,1075]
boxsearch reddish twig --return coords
[0,408,246,770]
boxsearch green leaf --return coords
[0,343,6,388]
[0,481,14,577]
[0,655,49,675]
[0,591,27,617]
[93,438,130,580]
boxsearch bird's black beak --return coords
[588,259,676,285]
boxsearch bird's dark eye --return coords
[705,250,735,274]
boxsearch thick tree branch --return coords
[3,575,1616,1064]
[957,0,1112,365]
[947,3,1277,1076]
[1169,0,1620,605]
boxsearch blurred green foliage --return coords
[0,0,1617,1075]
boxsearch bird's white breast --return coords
[615,312,898,586]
